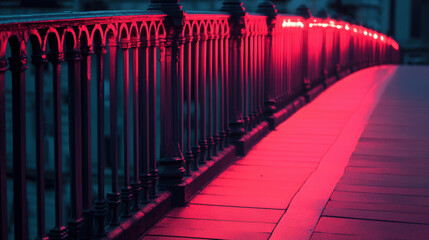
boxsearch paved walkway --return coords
[141,65,429,240]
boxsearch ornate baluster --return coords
[223,34,231,147]
[48,52,68,240]
[107,40,121,226]
[243,29,250,132]
[191,31,200,170]
[94,45,107,237]
[158,21,185,189]
[198,32,208,164]
[212,30,219,155]
[206,30,214,160]
[0,57,7,240]
[184,33,193,175]
[31,52,48,240]
[80,44,93,239]
[66,48,84,239]
[296,5,312,96]
[131,39,143,208]
[148,38,159,198]
[120,39,133,217]
[258,1,277,123]
[221,0,246,142]
[139,38,151,204]
[218,33,225,150]
[249,30,255,128]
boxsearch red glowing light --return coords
[364,31,368,36]
[373,33,378,39]
[345,25,350,30]
[282,19,304,28]
[353,28,357,33]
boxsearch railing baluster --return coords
[223,35,231,146]
[10,54,29,240]
[67,48,84,239]
[206,31,214,160]
[80,44,93,239]
[212,31,219,155]
[259,32,265,121]
[139,39,151,204]
[120,40,132,217]
[107,41,120,226]
[48,52,67,240]
[198,33,207,163]
[131,39,143,208]
[243,32,249,131]
[94,45,107,237]
[148,40,158,198]
[191,34,200,170]
[249,32,255,127]
[184,34,193,174]
[218,34,225,150]
[31,52,47,240]
[0,57,6,240]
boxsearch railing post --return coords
[107,39,121,227]
[94,45,107,237]
[120,39,133,218]
[66,48,84,240]
[9,53,29,240]
[149,0,186,189]
[296,5,312,93]
[317,10,329,80]
[257,0,278,120]
[221,0,246,141]
[138,38,152,203]
[0,57,6,240]
[48,52,68,240]
[31,52,49,240]
[80,44,93,239]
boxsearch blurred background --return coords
[1,0,428,64]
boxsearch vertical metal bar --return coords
[259,32,265,121]
[191,36,200,170]
[94,45,106,237]
[184,36,193,175]
[206,33,214,160]
[80,45,93,239]
[218,34,225,150]
[243,33,249,131]
[32,53,48,240]
[148,42,158,198]
[67,49,84,239]
[48,53,68,240]
[223,36,230,146]
[0,58,7,240]
[178,39,185,162]
[10,55,29,240]
[198,34,207,163]
[139,42,150,204]
[249,32,254,126]
[107,42,120,226]
[212,33,219,155]
[120,41,132,217]
[131,40,142,209]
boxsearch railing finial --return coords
[257,0,278,19]
[296,4,312,19]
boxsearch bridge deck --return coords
[140,65,429,240]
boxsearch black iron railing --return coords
[0,1,399,239]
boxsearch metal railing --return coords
[0,1,399,239]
